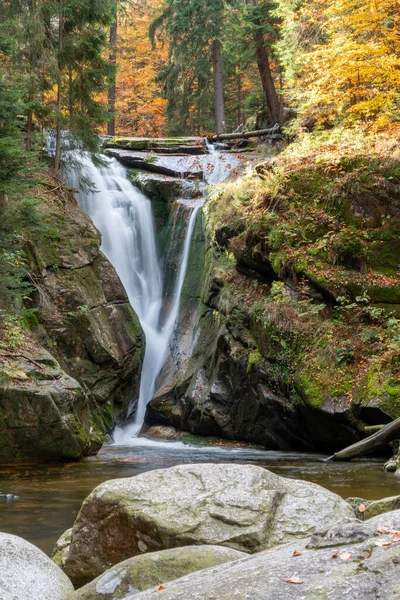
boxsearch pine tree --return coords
[150,0,227,135]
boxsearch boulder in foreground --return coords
[0,532,73,600]
[71,546,246,599]
[60,463,353,587]
[123,511,400,600]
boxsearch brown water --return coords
[0,441,399,556]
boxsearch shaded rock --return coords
[123,511,400,600]
[53,528,72,570]
[307,520,376,548]
[71,546,246,599]
[127,171,201,204]
[59,463,353,587]
[0,350,103,459]
[0,532,73,600]
[141,425,181,441]
[363,496,400,520]
[27,189,144,426]
[106,150,203,179]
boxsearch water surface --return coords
[1,442,399,555]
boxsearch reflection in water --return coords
[0,443,399,555]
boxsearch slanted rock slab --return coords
[0,532,74,600]
[122,511,400,600]
[70,546,246,599]
[60,463,353,587]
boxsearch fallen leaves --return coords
[285,576,303,584]
[339,552,351,561]
[358,503,366,513]
[375,540,392,547]
[292,550,303,557]
[331,550,339,559]
[156,585,166,592]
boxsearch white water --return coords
[54,135,238,446]
[64,151,204,444]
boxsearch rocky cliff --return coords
[146,131,400,454]
[0,177,143,459]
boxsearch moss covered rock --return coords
[59,463,353,588]
[70,546,246,599]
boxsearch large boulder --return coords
[0,349,103,459]
[59,463,353,587]
[71,546,246,599]
[123,511,400,600]
[0,532,74,600]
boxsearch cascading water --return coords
[63,150,204,444]
[58,137,238,445]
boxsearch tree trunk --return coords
[210,126,281,142]
[212,39,226,135]
[329,418,400,461]
[244,0,281,125]
[107,17,117,136]
[54,0,63,174]
[26,107,33,152]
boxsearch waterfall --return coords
[65,152,203,444]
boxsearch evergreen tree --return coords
[150,0,227,135]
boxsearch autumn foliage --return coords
[115,0,167,135]
[298,0,400,128]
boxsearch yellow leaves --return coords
[115,0,167,136]
[299,0,400,128]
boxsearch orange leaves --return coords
[115,1,167,136]
[285,576,303,584]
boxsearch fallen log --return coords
[328,418,400,461]
[210,126,282,143]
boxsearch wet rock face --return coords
[71,546,247,600]
[27,193,144,425]
[0,349,103,459]
[148,325,359,453]
[57,463,353,587]
[123,511,400,600]
[0,532,74,600]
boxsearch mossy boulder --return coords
[58,463,353,588]
[0,349,103,459]
[70,546,246,599]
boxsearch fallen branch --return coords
[328,418,400,461]
[210,125,282,143]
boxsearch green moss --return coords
[247,349,262,373]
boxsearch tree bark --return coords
[54,0,63,174]
[329,418,400,461]
[212,39,226,135]
[244,0,281,125]
[107,16,117,136]
[210,126,281,142]
[26,107,33,152]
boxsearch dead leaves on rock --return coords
[285,576,303,584]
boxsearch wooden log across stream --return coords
[210,125,282,143]
[328,417,400,461]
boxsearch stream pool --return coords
[1,441,399,556]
